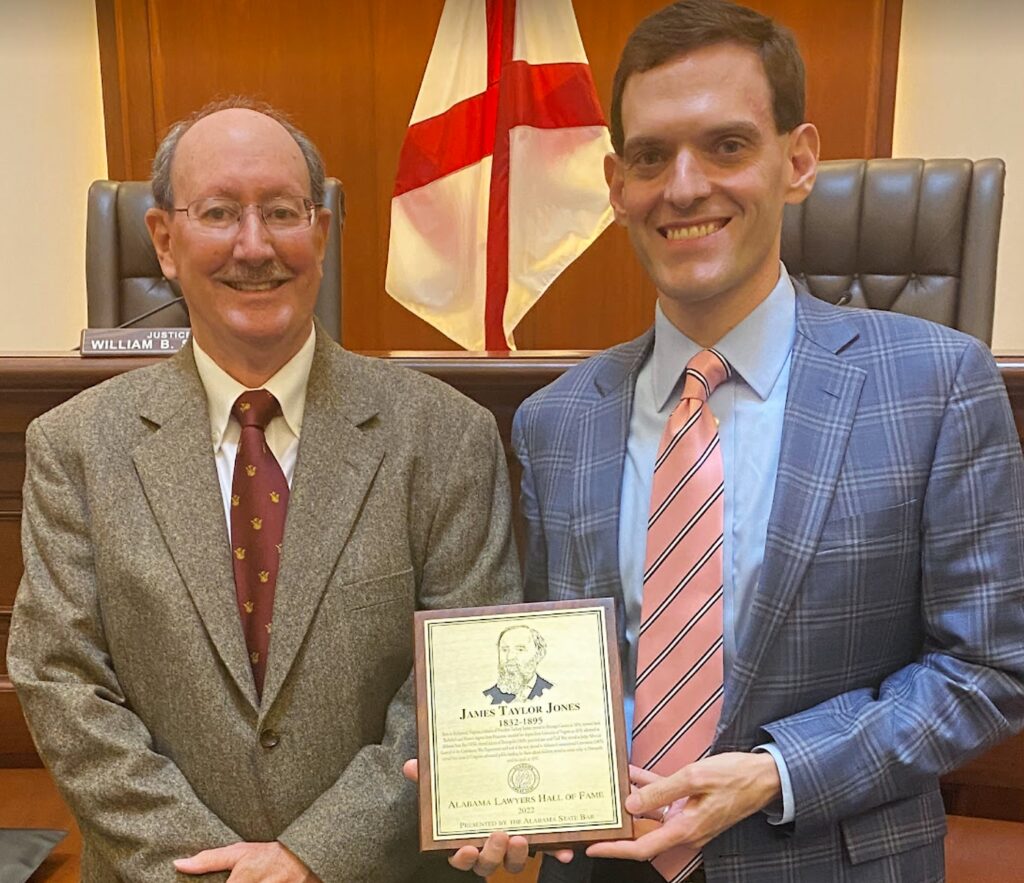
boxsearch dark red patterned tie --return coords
[230,390,289,698]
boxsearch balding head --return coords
[150,97,325,209]
[169,108,312,209]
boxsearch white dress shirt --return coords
[619,266,797,821]
[192,328,316,528]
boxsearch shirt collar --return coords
[193,326,316,451]
[651,264,796,410]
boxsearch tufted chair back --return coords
[85,178,345,341]
[781,158,1005,344]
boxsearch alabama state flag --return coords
[386,0,613,351]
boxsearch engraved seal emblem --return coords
[507,763,541,794]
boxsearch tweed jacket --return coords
[8,330,520,882]
[513,291,1024,882]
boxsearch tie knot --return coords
[232,390,281,430]
[681,349,731,403]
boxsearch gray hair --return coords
[150,96,326,209]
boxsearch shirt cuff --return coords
[753,742,795,825]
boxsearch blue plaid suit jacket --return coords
[513,291,1024,882]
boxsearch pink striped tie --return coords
[633,348,730,882]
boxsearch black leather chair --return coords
[781,158,1005,344]
[85,177,345,341]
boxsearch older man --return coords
[450,1,1024,881]
[8,99,518,882]
[484,625,553,704]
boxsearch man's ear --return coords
[313,206,332,265]
[784,123,820,206]
[144,207,179,279]
[604,152,628,226]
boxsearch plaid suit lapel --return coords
[569,333,652,642]
[719,293,866,736]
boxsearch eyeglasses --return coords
[173,196,320,232]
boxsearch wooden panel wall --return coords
[96,0,901,352]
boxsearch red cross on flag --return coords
[386,0,613,351]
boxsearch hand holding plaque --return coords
[413,599,633,851]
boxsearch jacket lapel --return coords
[570,333,652,641]
[132,348,259,709]
[259,336,384,712]
[719,293,866,734]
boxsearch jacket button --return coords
[259,729,280,749]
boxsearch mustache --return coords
[213,262,294,285]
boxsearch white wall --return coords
[0,0,107,351]
[893,0,1024,353]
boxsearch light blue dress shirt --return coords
[619,267,796,822]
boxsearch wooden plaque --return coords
[413,598,633,851]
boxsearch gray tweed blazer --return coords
[8,329,520,882]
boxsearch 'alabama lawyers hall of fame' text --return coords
[413,599,632,851]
